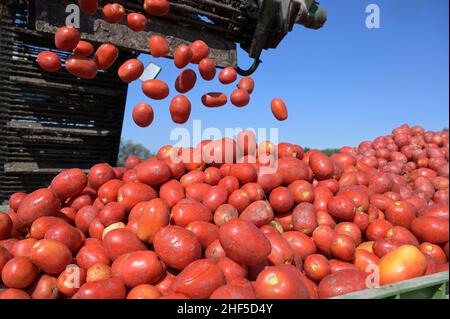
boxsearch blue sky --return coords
[120,0,449,152]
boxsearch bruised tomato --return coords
[30,274,59,299]
[55,26,80,51]
[37,51,61,72]
[240,200,274,227]
[153,226,201,269]
[292,203,317,235]
[171,259,225,299]
[118,59,144,83]
[175,69,197,93]
[213,204,239,226]
[202,92,228,107]
[127,13,148,32]
[219,219,271,266]
[318,269,367,298]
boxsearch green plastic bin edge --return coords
[1,205,448,299]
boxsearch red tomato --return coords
[153,226,201,269]
[102,3,126,24]
[37,51,61,72]
[219,219,271,266]
[73,40,94,56]
[66,55,97,79]
[78,0,98,15]
[143,0,170,16]
[199,58,216,81]
[142,79,170,100]
[55,26,80,51]
[118,59,144,83]
[201,92,228,107]
[271,98,288,121]
[190,40,210,64]
[219,67,237,84]
[170,95,192,124]
[174,44,193,68]
[0,213,13,240]
[94,43,119,70]
[88,163,115,190]
[230,89,250,107]
[237,76,255,94]
[17,189,61,227]
[304,254,331,283]
[254,266,310,299]
[127,13,148,32]
[127,284,161,299]
[111,251,163,288]
[50,168,87,201]
[149,35,169,58]
[175,69,197,93]
[171,259,225,299]
[30,240,72,275]
[132,103,154,128]
[1,257,38,289]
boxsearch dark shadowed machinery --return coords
[0,0,326,202]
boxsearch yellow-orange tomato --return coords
[379,245,427,285]
[356,241,375,253]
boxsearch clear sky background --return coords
[120,0,449,152]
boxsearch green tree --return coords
[443,128,449,132]
[117,139,153,166]
[303,147,340,156]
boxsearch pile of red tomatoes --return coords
[0,124,448,299]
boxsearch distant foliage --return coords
[303,147,340,156]
[443,128,449,132]
[117,140,153,166]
